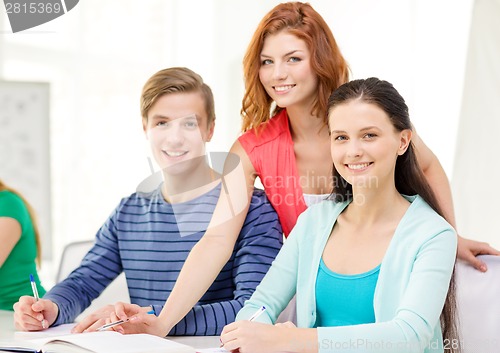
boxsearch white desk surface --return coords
[0,310,220,349]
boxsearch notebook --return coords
[0,331,195,353]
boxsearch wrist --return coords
[157,310,174,336]
[46,301,59,327]
[285,328,318,353]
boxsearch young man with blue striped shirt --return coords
[13,67,283,336]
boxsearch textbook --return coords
[0,331,195,353]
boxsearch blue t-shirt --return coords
[315,258,380,327]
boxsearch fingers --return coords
[72,315,97,333]
[85,310,122,333]
[476,242,500,256]
[13,296,53,331]
[221,321,238,336]
[14,311,45,331]
[114,301,128,321]
[458,248,486,272]
[83,318,108,332]
[71,305,113,333]
[220,334,241,352]
[109,311,126,334]
[220,322,242,350]
[457,236,500,272]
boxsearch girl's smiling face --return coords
[329,100,411,190]
[259,31,318,111]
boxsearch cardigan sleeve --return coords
[316,227,457,353]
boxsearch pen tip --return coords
[30,274,34,282]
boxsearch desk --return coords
[0,310,220,349]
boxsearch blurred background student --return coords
[0,179,46,311]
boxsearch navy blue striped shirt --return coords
[45,184,282,335]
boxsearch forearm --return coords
[0,217,21,267]
[413,130,457,228]
[158,213,247,334]
[45,246,122,325]
[44,264,118,325]
[169,298,245,336]
[422,159,456,228]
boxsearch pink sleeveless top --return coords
[238,109,307,236]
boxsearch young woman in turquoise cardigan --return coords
[220,78,458,353]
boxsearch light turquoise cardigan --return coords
[236,195,457,353]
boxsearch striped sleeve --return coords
[44,199,126,325]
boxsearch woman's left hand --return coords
[221,321,292,353]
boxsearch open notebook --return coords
[0,331,194,353]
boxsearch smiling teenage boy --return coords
[13,67,283,335]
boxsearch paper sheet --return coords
[14,323,75,338]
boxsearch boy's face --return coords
[144,91,214,177]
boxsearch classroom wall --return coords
[2,0,496,284]
[453,0,500,247]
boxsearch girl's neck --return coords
[286,105,326,141]
[161,163,220,204]
[345,186,409,226]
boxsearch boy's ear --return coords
[142,119,149,138]
[398,129,412,155]
[206,121,215,142]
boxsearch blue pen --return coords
[97,309,155,331]
[29,274,40,301]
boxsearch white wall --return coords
[0,0,482,284]
[453,0,500,248]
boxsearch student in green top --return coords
[0,179,46,311]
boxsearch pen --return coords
[97,309,155,331]
[220,306,267,347]
[248,306,266,322]
[29,274,39,301]
[30,274,46,329]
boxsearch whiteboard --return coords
[0,81,52,258]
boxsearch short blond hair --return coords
[140,67,215,126]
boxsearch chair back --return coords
[456,255,500,353]
[56,240,130,321]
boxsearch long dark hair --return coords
[327,77,458,352]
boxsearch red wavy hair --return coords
[241,2,350,133]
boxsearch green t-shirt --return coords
[0,190,46,310]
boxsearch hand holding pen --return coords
[97,309,155,331]
[29,274,46,329]
[219,306,267,347]
[12,276,59,331]
[82,302,165,335]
